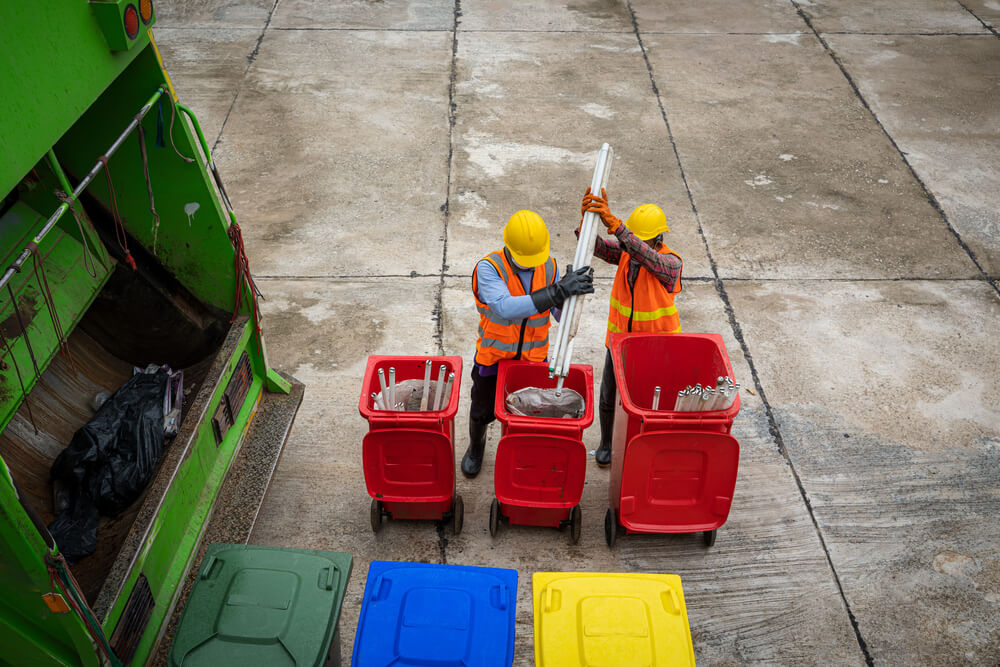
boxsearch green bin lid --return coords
[169,543,353,667]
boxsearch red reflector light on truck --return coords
[123,4,139,38]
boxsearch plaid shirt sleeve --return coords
[614,225,682,291]
[575,227,622,265]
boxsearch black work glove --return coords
[530,264,595,312]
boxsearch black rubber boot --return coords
[461,420,488,478]
[595,408,613,467]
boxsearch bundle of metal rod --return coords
[548,143,614,393]
[671,377,740,411]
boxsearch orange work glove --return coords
[578,187,597,233]
[584,187,622,233]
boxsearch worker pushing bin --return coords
[605,333,741,547]
[490,361,593,543]
[358,355,464,534]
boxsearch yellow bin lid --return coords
[532,572,695,667]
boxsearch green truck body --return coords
[0,4,299,665]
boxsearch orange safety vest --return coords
[473,249,558,366]
[605,242,682,347]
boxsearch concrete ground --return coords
[154,1,1000,664]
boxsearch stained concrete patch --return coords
[798,0,988,34]
[824,34,1000,275]
[728,280,1000,450]
[641,34,981,279]
[152,28,260,142]
[631,0,806,33]
[728,279,1000,664]
[211,28,452,276]
[153,0,275,29]
[450,31,711,281]
[270,0,454,30]
[460,0,633,32]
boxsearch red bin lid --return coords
[617,430,739,533]
[363,429,454,504]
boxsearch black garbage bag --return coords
[48,370,169,561]
[47,496,99,563]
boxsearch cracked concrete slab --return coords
[824,34,1000,276]
[642,33,981,280]
[211,28,452,277]
[153,1,1000,663]
[631,0,807,34]
[459,0,633,32]
[154,0,275,29]
[728,279,1000,664]
[449,30,711,281]
[962,0,1000,29]
[152,28,260,142]
[798,0,989,34]
[270,0,454,30]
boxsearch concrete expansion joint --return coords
[212,0,282,153]
[789,1,999,300]
[626,1,878,661]
[955,1,1000,39]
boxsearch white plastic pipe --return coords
[419,360,432,411]
[652,386,661,411]
[549,143,614,381]
[371,392,383,411]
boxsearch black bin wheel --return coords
[370,498,383,533]
[489,498,501,537]
[604,507,617,547]
[569,505,582,545]
[452,495,464,535]
[703,529,717,547]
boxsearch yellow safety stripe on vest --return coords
[608,297,678,321]
[607,322,624,333]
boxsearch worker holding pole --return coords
[462,210,595,478]
[581,188,683,466]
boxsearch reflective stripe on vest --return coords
[473,250,558,366]
[605,243,682,346]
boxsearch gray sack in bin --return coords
[377,379,448,411]
[505,387,585,419]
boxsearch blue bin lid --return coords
[352,561,517,666]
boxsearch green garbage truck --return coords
[0,3,303,664]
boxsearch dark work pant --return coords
[599,348,617,415]
[469,365,498,426]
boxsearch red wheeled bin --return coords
[490,361,594,544]
[359,355,464,534]
[605,333,741,548]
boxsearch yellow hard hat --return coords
[625,204,669,240]
[503,210,550,267]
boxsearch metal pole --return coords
[434,364,447,410]
[388,367,396,410]
[419,359,432,411]
[0,87,166,292]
